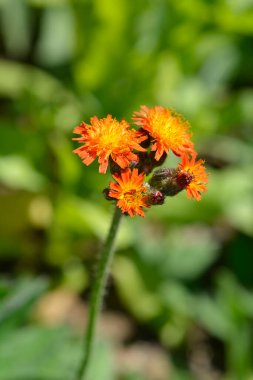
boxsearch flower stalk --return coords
[76,206,122,380]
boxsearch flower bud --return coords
[149,167,193,196]
[146,188,165,205]
[175,170,193,188]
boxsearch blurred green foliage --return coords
[0,0,253,379]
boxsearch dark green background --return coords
[0,0,253,379]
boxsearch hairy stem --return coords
[76,206,122,380]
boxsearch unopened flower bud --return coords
[149,167,193,196]
[175,170,193,188]
[146,189,165,205]
[149,168,176,195]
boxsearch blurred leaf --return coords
[0,0,30,58]
[202,135,253,165]
[136,223,220,280]
[0,325,113,380]
[215,273,253,378]
[162,226,219,280]
[27,0,68,6]
[216,271,253,320]
[173,371,196,380]
[159,282,193,346]
[0,60,81,127]
[74,0,129,90]
[193,294,234,339]
[54,193,133,243]
[0,276,48,327]
[238,89,253,126]
[217,166,253,236]
[35,5,75,66]
[121,374,146,380]
[88,340,115,380]
[0,326,76,379]
[216,4,253,34]
[159,282,193,317]
[49,134,81,189]
[113,256,161,320]
[0,155,47,191]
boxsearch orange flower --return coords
[73,115,147,174]
[108,168,149,217]
[177,153,208,201]
[133,105,195,160]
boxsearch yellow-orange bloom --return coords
[108,168,149,217]
[177,153,208,201]
[73,115,147,174]
[133,105,195,160]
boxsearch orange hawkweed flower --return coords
[73,115,147,174]
[133,105,195,160]
[177,153,208,201]
[108,168,149,217]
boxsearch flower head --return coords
[177,153,208,200]
[108,168,149,217]
[73,115,147,174]
[133,105,195,160]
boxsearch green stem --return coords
[76,206,122,380]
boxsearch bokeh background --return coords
[1,0,253,379]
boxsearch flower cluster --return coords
[73,106,208,217]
